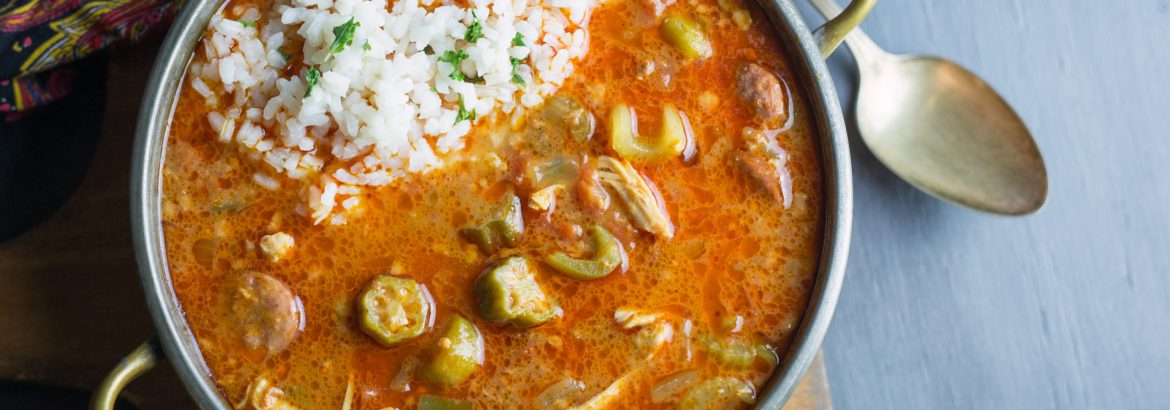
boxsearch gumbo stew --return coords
[161,0,824,407]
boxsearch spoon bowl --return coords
[812,0,1048,215]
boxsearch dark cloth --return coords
[0,53,104,240]
[0,0,180,117]
[0,0,180,241]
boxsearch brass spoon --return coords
[810,0,1048,215]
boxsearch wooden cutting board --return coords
[0,38,832,410]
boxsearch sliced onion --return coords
[534,377,586,409]
[533,156,580,187]
[389,355,418,393]
[651,369,700,404]
[341,373,355,410]
[677,109,699,165]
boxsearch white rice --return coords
[253,173,282,190]
[194,0,594,224]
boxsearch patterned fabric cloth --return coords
[0,0,180,117]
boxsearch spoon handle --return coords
[808,0,887,66]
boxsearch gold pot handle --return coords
[812,0,876,58]
[90,338,161,410]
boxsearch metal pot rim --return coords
[125,0,856,408]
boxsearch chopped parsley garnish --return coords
[437,49,469,81]
[510,57,525,86]
[455,96,477,123]
[303,67,320,98]
[278,49,292,61]
[464,11,484,43]
[240,19,256,28]
[512,32,525,47]
[363,40,371,51]
[328,18,360,57]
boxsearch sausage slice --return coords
[230,272,304,356]
[737,128,794,209]
[736,63,788,126]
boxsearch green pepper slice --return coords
[545,225,625,280]
[660,14,713,60]
[356,275,434,347]
[680,377,756,410]
[704,337,778,368]
[419,315,484,388]
[474,256,559,327]
[460,192,525,255]
[418,395,472,410]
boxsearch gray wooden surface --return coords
[789,0,1170,409]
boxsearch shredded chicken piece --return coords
[484,152,507,171]
[635,321,674,356]
[529,185,563,212]
[567,308,679,409]
[259,232,295,263]
[575,159,611,213]
[595,156,675,239]
[567,372,638,410]
[614,307,674,358]
[614,308,663,329]
[240,376,300,410]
